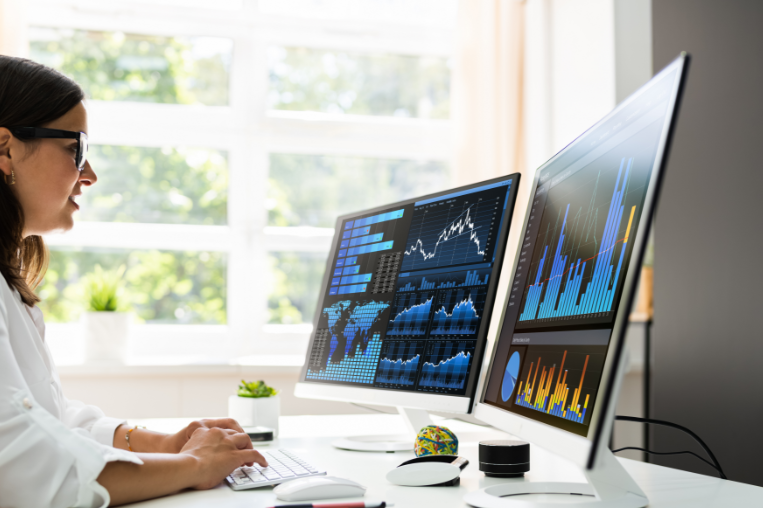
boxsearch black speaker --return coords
[478,440,530,477]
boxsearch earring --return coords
[6,170,14,185]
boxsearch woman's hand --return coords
[162,418,249,454]
[181,427,268,490]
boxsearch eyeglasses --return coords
[7,127,89,171]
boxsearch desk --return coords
[124,414,763,507]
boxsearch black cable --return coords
[612,446,721,475]
[614,415,726,479]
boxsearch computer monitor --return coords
[469,55,689,507]
[295,174,520,451]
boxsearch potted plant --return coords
[81,264,131,364]
[228,380,280,436]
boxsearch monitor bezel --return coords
[474,54,690,468]
[295,172,521,413]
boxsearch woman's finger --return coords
[230,431,254,450]
[238,449,268,467]
[203,418,246,434]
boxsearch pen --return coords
[267,501,392,508]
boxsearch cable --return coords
[614,415,726,479]
[612,447,722,475]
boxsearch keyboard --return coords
[225,449,327,490]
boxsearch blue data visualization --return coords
[418,341,475,390]
[501,351,521,402]
[430,288,485,336]
[309,300,389,386]
[306,333,382,385]
[517,158,641,327]
[387,291,435,336]
[331,208,405,296]
[401,182,510,271]
[396,267,492,292]
[375,340,423,386]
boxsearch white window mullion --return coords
[227,30,270,356]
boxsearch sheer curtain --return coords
[451,0,528,348]
[451,0,526,186]
[0,0,28,57]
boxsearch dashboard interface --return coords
[483,67,681,436]
[301,176,519,399]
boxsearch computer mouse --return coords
[386,455,469,487]
[273,475,367,501]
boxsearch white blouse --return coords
[0,274,142,508]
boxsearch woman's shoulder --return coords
[0,271,21,310]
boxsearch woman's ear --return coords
[0,128,13,178]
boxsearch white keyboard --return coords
[225,449,327,490]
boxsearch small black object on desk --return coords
[478,440,530,477]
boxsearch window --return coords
[29,0,456,362]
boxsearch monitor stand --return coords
[331,406,432,452]
[463,448,647,508]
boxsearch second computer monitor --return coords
[295,175,520,413]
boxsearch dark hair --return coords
[0,56,85,306]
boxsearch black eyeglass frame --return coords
[7,127,88,171]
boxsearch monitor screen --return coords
[482,65,682,436]
[299,175,520,402]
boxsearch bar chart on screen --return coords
[396,267,492,292]
[331,208,406,296]
[518,158,642,327]
[513,347,604,425]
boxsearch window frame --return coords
[30,0,456,362]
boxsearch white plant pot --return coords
[82,311,131,364]
[228,395,280,436]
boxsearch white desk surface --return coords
[124,414,763,508]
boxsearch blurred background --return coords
[0,0,648,452]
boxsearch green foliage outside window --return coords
[82,145,228,225]
[269,47,451,118]
[29,27,231,106]
[38,249,227,324]
[268,154,451,228]
[267,252,328,324]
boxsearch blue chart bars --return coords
[333,209,405,296]
[419,341,475,389]
[520,159,638,323]
[306,333,383,384]
[376,341,422,386]
[397,267,491,292]
[388,292,434,336]
[431,288,484,335]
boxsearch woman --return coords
[0,56,267,508]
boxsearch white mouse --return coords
[273,475,367,502]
